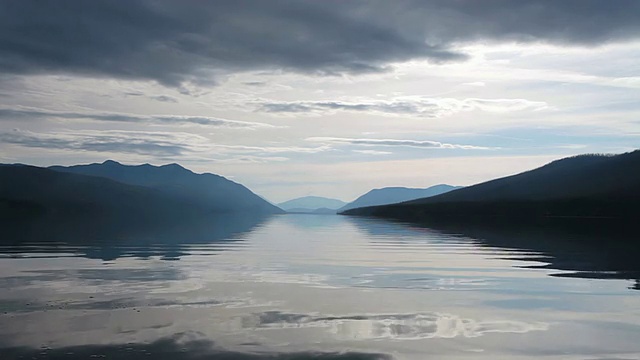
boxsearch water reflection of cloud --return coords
[242,311,549,340]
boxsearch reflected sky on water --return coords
[1,214,639,359]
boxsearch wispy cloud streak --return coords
[0,107,277,129]
[307,137,491,150]
[0,129,329,159]
[260,97,549,118]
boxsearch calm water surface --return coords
[1,214,639,359]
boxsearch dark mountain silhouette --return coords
[338,185,461,212]
[342,150,640,222]
[0,164,211,222]
[278,196,346,213]
[50,160,283,215]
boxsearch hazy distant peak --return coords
[278,196,347,211]
[292,195,344,201]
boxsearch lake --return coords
[1,214,639,359]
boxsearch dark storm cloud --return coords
[1,1,638,86]
[0,107,275,128]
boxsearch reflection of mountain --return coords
[343,151,640,221]
[348,217,640,290]
[51,160,283,214]
[284,207,340,214]
[339,185,461,212]
[279,213,344,230]
[0,334,389,360]
[1,212,272,261]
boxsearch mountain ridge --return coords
[342,150,640,222]
[338,184,462,212]
[50,160,283,215]
[0,164,209,222]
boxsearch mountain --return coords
[0,164,210,223]
[50,160,283,215]
[342,150,640,222]
[278,196,346,213]
[338,185,461,212]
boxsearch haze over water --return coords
[1,214,638,360]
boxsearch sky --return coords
[1,0,639,203]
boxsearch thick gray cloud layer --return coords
[1,1,639,86]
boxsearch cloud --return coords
[0,107,276,129]
[150,95,178,103]
[0,129,329,160]
[0,129,207,157]
[215,144,332,154]
[462,82,486,87]
[307,137,491,150]
[260,97,549,118]
[216,156,290,163]
[1,1,639,86]
[243,81,267,87]
[353,150,393,155]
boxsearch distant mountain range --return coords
[51,160,282,214]
[338,185,462,212]
[5,150,639,226]
[342,150,640,222]
[1,160,283,223]
[278,196,346,213]
[278,186,460,214]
